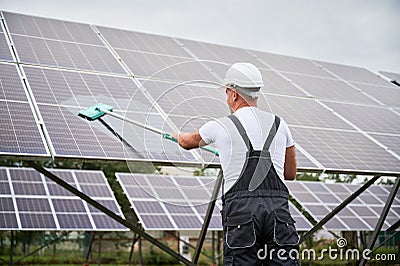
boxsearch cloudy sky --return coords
[1,0,399,74]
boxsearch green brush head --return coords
[78,103,114,121]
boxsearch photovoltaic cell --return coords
[3,12,125,75]
[177,38,267,69]
[287,181,400,231]
[350,82,400,107]
[0,167,127,231]
[97,26,191,58]
[263,94,353,130]
[368,133,400,157]
[3,12,104,45]
[0,63,49,157]
[116,173,312,231]
[253,51,334,78]
[115,49,218,83]
[291,127,400,173]
[283,73,379,105]
[324,102,400,135]
[21,65,195,163]
[0,32,13,61]
[260,70,307,97]
[316,61,391,87]
[11,35,126,74]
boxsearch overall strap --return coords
[262,116,281,152]
[228,114,254,151]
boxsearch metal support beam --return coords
[359,176,400,266]
[193,169,223,264]
[387,219,400,231]
[27,162,194,266]
[300,175,382,244]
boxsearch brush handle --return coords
[163,133,219,157]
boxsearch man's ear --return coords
[232,90,238,101]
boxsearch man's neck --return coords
[233,102,257,112]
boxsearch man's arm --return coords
[176,131,207,150]
[284,145,297,180]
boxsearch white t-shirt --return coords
[199,107,294,193]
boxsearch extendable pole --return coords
[98,108,219,156]
[193,169,223,263]
[300,175,382,244]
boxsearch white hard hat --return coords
[223,62,264,98]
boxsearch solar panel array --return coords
[286,181,400,231]
[115,173,313,231]
[0,11,399,175]
[0,167,127,231]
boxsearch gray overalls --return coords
[222,115,300,265]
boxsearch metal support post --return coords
[128,233,139,265]
[300,175,382,244]
[85,232,96,264]
[193,169,223,263]
[359,176,400,266]
[9,231,13,266]
[97,233,102,266]
[27,162,194,266]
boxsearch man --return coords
[177,62,299,265]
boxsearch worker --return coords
[176,62,299,265]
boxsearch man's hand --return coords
[284,145,297,180]
[175,131,206,150]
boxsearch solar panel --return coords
[177,38,267,70]
[0,167,127,231]
[283,73,379,105]
[0,63,49,157]
[291,127,400,173]
[3,12,126,75]
[116,173,312,231]
[0,30,13,61]
[263,94,353,130]
[316,61,391,87]
[21,65,195,162]
[350,82,400,107]
[1,11,399,174]
[323,102,400,135]
[253,51,334,78]
[286,181,400,231]
[380,71,400,83]
[97,26,191,58]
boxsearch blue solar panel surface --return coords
[0,167,127,231]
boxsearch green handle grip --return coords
[162,133,219,157]
[162,133,178,143]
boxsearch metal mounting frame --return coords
[27,162,195,266]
